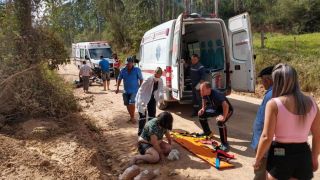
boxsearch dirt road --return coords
[59,62,320,179]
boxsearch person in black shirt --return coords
[198,81,234,151]
[190,54,206,116]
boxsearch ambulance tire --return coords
[157,101,168,110]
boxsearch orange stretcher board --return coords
[171,132,234,169]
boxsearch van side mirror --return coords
[253,54,257,60]
[85,55,90,60]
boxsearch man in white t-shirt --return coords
[79,61,92,93]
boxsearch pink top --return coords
[273,97,317,143]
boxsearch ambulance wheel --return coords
[157,101,168,110]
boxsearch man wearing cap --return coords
[116,57,143,124]
[251,65,274,180]
[135,67,164,135]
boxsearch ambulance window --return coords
[232,31,249,61]
[187,42,200,57]
[80,49,85,59]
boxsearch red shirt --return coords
[114,58,121,69]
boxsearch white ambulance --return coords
[72,41,114,75]
[138,13,255,109]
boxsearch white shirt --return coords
[79,64,92,77]
[135,75,164,114]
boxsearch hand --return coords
[115,88,119,94]
[198,108,205,116]
[312,156,319,172]
[252,159,261,170]
[216,115,225,122]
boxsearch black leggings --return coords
[199,109,233,145]
[138,95,156,136]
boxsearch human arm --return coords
[165,131,172,145]
[311,104,320,172]
[138,68,143,87]
[216,101,229,121]
[116,79,122,94]
[116,70,123,94]
[198,97,207,116]
[253,100,277,169]
[150,135,165,160]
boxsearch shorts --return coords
[101,72,110,81]
[138,142,153,155]
[267,142,313,180]
[114,68,120,79]
[123,93,136,106]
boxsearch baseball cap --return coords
[125,57,134,64]
[258,66,274,77]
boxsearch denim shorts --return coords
[123,93,137,105]
[138,142,153,155]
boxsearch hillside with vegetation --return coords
[254,32,320,96]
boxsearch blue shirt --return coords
[118,67,143,94]
[251,87,273,150]
[99,58,110,72]
[190,62,205,87]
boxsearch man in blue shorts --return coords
[99,55,110,91]
[116,57,143,123]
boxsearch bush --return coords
[0,64,79,118]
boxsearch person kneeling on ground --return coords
[129,112,173,165]
[198,81,234,151]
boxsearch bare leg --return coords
[130,147,160,165]
[103,81,107,91]
[107,80,110,90]
[128,104,136,123]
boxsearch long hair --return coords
[272,63,312,117]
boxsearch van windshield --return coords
[89,48,112,60]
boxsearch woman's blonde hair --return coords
[272,63,312,116]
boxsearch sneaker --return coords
[195,131,213,137]
[219,143,230,152]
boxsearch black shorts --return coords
[138,142,153,155]
[267,142,313,180]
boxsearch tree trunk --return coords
[159,0,163,23]
[15,0,32,36]
[261,31,265,48]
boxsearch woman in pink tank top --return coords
[253,63,320,180]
